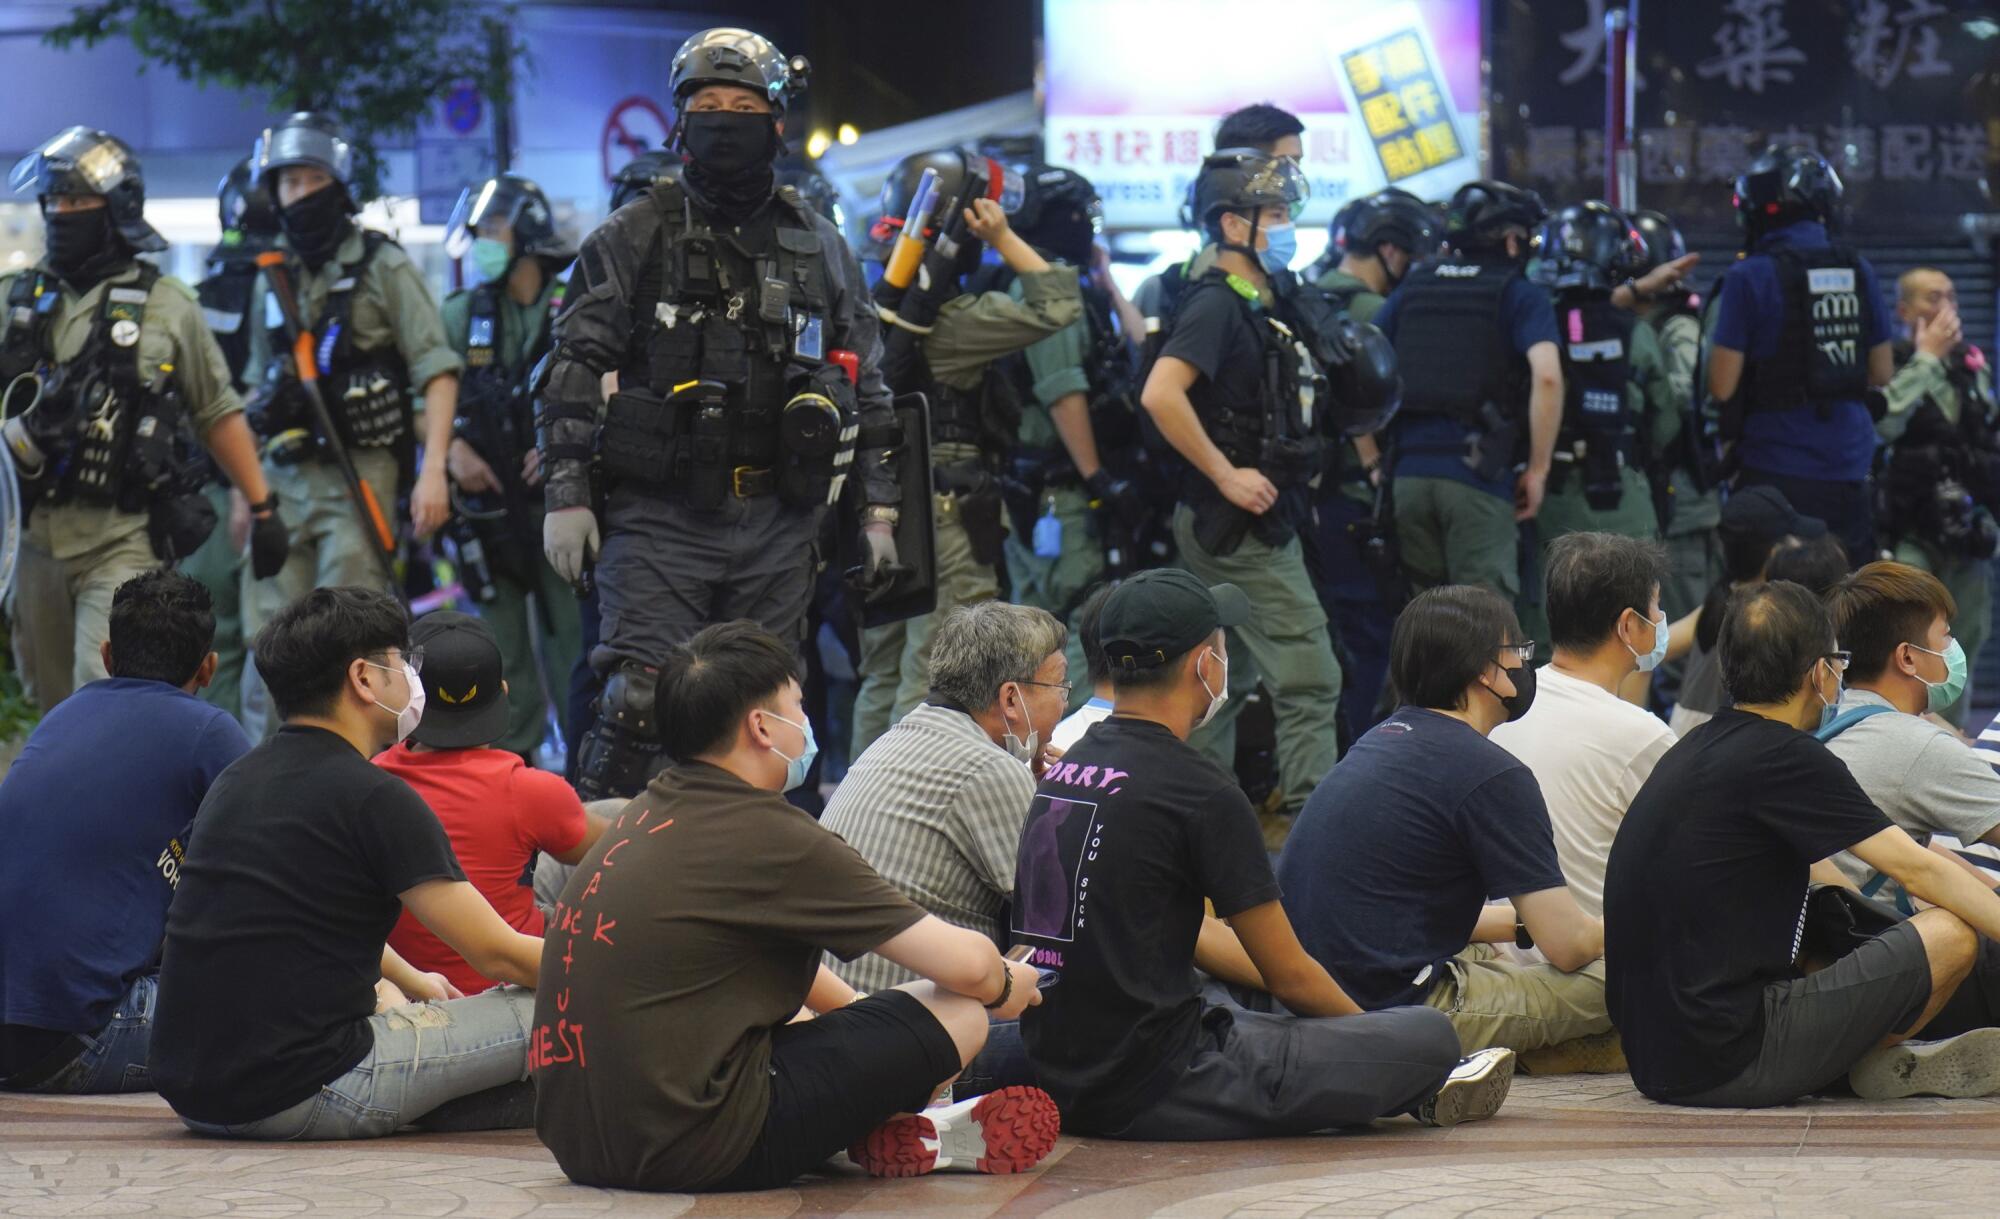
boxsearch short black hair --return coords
[1826,561,1957,684]
[1214,103,1305,153]
[1546,532,1667,651]
[1719,580,1834,706]
[1076,583,1113,687]
[1390,585,1522,712]
[106,570,215,686]
[660,619,801,761]
[252,586,410,720]
[1763,533,1849,597]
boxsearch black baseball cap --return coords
[1720,485,1826,544]
[407,611,509,749]
[1098,569,1250,671]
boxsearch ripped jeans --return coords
[179,987,536,1140]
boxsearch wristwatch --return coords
[1515,919,1535,951]
[248,495,279,517]
[863,504,900,527]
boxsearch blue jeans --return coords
[14,974,158,1095]
[956,1018,1036,1094]
[179,987,536,1140]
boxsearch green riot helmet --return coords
[446,174,574,272]
[1534,200,1646,292]
[253,111,358,207]
[218,155,279,238]
[9,126,166,253]
[610,150,679,213]
[668,28,807,116]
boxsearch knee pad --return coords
[574,662,669,800]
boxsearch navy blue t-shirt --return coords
[1710,220,1891,481]
[1277,707,1566,1009]
[1374,275,1560,500]
[0,679,248,1052]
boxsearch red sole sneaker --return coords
[848,1085,1061,1178]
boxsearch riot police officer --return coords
[1875,266,2000,723]
[2,127,287,709]
[1708,145,1892,567]
[1373,180,1562,601]
[609,150,678,215]
[440,174,581,759]
[536,27,904,799]
[846,146,1082,756]
[238,112,465,735]
[1138,149,1343,832]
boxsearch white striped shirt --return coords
[820,702,1037,991]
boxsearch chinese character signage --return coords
[1490,0,1999,237]
[1043,0,1483,229]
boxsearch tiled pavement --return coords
[12,1075,2000,1216]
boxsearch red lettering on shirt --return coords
[562,937,575,973]
[581,871,602,901]
[602,838,630,868]
[593,913,617,946]
[556,987,569,1013]
[647,817,677,834]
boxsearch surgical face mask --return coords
[681,111,777,179]
[1627,609,1669,674]
[1259,222,1297,276]
[1195,647,1230,730]
[1910,639,1969,714]
[1816,658,1843,729]
[1002,685,1040,765]
[365,659,425,745]
[763,709,818,793]
[1487,663,1536,723]
[280,183,348,265]
[43,206,113,276]
[469,237,512,283]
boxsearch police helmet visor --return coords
[1250,156,1310,221]
[9,128,134,200]
[445,179,524,258]
[254,121,354,189]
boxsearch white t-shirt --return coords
[1490,664,1678,919]
[1050,697,1114,753]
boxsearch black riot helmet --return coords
[1319,317,1405,437]
[1192,148,1309,241]
[1535,200,1646,292]
[1331,188,1441,262]
[610,150,679,213]
[1011,165,1103,266]
[9,126,167,252]
[776,157,844,227]
[1733,144,1843,240]
[1444,179,1548,256]
[445,174,574,267]
[218,156,279,237]
[253,111,358,208]
[668,28,807,117]
[864,146,1026,262]
[1631,208,1688,274]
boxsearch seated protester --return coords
[1492,533,1677,920]
[1012,569,1511,1141]
[1822,563,2000,904]
[1673,487,1827,736]
[376,612,609,995]
[151,587,546,1139]
[1765,532,1851,597]
[1050,584,1115,752]
[534,620,1058,1192]
[1606,581,2000,1106]
[1280,586,1610,1059]
[823,601,1067,993]
[0,572,249,1094]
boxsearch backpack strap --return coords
[1813,703,1897,742]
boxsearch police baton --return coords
[254,251,404,600]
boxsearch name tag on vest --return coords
[1568,338,1623,362]
[109,287,150,305]
[1435,264,1482,278]
[1808,267,1857,294]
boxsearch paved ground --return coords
[12,1075,2000,1216]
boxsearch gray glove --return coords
[544,507,600,585]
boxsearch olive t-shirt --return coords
[531,762,927,1192]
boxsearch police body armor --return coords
[1733,245,1873,426]
[1878,340,2000,559]
[1390,256,1527,481]
[249,232,414,464]
[0,267,216,556]
[449,280,562,598]
[1550,295,1637,511]
[597,180,855,513]
[196,242,266,386]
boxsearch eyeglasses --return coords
[1018,679,1073,696]
[1822,650,1851,674]
[376,647,425,675]
[1498,642,1536,665]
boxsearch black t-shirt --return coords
[150,726,466,1124]
[1010,716,1280,1134]
[1604,709,1892,1100]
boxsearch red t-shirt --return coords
[375,745,588,994]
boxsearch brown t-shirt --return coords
[531,762,927,1191]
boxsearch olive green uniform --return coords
[850,266,1081,756]
[0,262,243,709]
[1648,310,1721,623]
[440,280,580,756]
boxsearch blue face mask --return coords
[763,709,818,793]
[1817,658,1843,729]
[1627,610,1669,673]
[470,237,512,283]
[1259,222,1297,275]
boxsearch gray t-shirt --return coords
[1824,689,2000,899]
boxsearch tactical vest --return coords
[1551,295,1637,509]
[599,181,847,507]
[457,280,558,482]
[196,241,265,386]
[1883,340,2000,518]
[1739,244,1873,417]
[1185,273,1322,487]
[1391,257,1525,426]
[261,232,414,453]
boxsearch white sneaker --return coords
[1417,1047,1516,1127]
[1850,1028,2000,1099]
[847,1085,1061,1177]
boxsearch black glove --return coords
[1086,469,1150,532]
[249,505,290,580]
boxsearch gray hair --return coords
[929,601,1068,710]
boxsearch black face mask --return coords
[44,207,116,278]
[1487,663,1537,723]
[279,184,350,267]
[681,111,777,179]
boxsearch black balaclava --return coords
[44,206,127,292]
[680,112,778,224]
[280,182,351,269]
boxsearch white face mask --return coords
[366,659,425,745]
[1002,684,1039,766]
[1195,647,1229,730]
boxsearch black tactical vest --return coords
[1555,296,1635,449]
[196,240,266,386]
[261,231,414,452]
[1183,273,1320,485]
[1392,256,1525,426]
[1884,339,2000,510]
[457,280,557,478]
[1740,244,1873,416]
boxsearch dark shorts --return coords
[709,989,962,1192]
[1677,920,1932,1109]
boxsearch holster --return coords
[939,460,1006,569]
[146,491,218,562]
[1191,496,1255,558]
[1467,401,1521,484]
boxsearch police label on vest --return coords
[1435,264,1482,278]
[1568,339,1622,362]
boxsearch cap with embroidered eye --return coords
[407,611,508,749]
[1097,569,1249,671]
